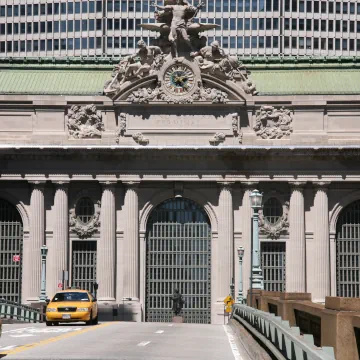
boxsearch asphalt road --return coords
[0,322,249,360]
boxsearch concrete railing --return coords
[232,303,336,360]
[0,299,43,323]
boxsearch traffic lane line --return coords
[137,341,151,346]
[0,323,114,357]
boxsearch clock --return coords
[164,64,195,95]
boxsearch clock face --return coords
[164,65,195,95]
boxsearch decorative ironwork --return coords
[261,242,286,292]
[146,198,211,324]
[336,200,360,297]
[0,199,23,303]
[72,241,97,292]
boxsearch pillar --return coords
[50,181,69,297]
[217,182,234,299]
[241,182,258,296]
[23,181,45,302]
[123,182,139,300]
[287,182,306,292]
[98,182,116,301]
[313,182,330,302]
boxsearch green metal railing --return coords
[0,299,43,323]
[232,304,336,360]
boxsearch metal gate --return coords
[146,198,211,324]
[336,200,360,297]
[0,199,23,303]
[261,242,286,292]
[72,241,97,292]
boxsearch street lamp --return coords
[249,190,264,296]
[237,247,245,304]
[40,245,48,302]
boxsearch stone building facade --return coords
[0,55,360,324]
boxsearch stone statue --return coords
[104,40,164,94]
[151,0,204,57]
[171,289,184,316]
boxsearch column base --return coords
[119,299,142,322]
[212,301,230,325]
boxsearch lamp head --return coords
[40,245,48,256]
[249,189,263,210]
[237,246,244,258]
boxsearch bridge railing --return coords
[0,299,43,323]
[232,303,336,360]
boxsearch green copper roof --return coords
[0,57,360,96]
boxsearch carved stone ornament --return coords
[254,106,293,139]
[67,105,104,139]
[132,132,149,145]
[115,113,127,144]
[209,132,226,145]
[258,201,289,239]
[69,200,101,239]
[231,113,243,143]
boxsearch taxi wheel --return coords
[85,311,93,326]
[93,315,98,325]
[53,322,60,326]
[46,321,53,326]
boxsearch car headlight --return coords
[77,308,90,312]
[47,308,57,312]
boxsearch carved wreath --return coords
[69,200,101,239]
[254,106,293,139]
[258,201,289,239]
[67,104,104,139]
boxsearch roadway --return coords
[0,322,250,360]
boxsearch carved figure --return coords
[171,289,184,316]
[254,106,293,139]
[209,132,226,145]
[133,132,149,145]
[152,1,204,57]
[115,113,127,144]
[104,40,164,94]
[259,201,289,239]
[67,105,104,139]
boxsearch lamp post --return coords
[40,245,48,302]
[237,246,245,303]
[249,190,264,296]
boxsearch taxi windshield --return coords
[52,292,90,302]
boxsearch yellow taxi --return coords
[45,289,98,326]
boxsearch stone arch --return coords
[139,188,218,234]
[329,189,360,234]
[0,191,29,232]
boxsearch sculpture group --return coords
[104,0,257,99]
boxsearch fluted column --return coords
[241,183,257,296]
[313,182,330,302]
[287,182,306,292]
[123,182,139,300]
[50,182,69,297]
[24,181,45,302]
[217,182,234,299]
[98,182,116,301]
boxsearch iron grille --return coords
[72,241,97,292]
[261,242,286,292]
[0,199,23,303]
[336,200,360,297]
[146,198,211,324]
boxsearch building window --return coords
[263,198,283,225]
[76,198,95,225]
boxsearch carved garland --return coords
[258,201,289,239]
[69,200,101,239]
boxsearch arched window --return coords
[336,199,360,297]
[263,197,283,225]
[76,198,94,224]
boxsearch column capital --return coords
[29,180,46,189]
[123,181,140,189]
[313,181,331,191]
[217,181,234,190]
[241,181,259,190]
[289,181,306,190]
[100,181,117,188]
[53,181,70,189]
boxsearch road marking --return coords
[155,330,164,334]
[2,327,35,334]
[10,334,36,338]
[137,341,151,347]
[0,323,114,357]
[0,346,17,351]
[223,325,243,360]
[168,324,173,327]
